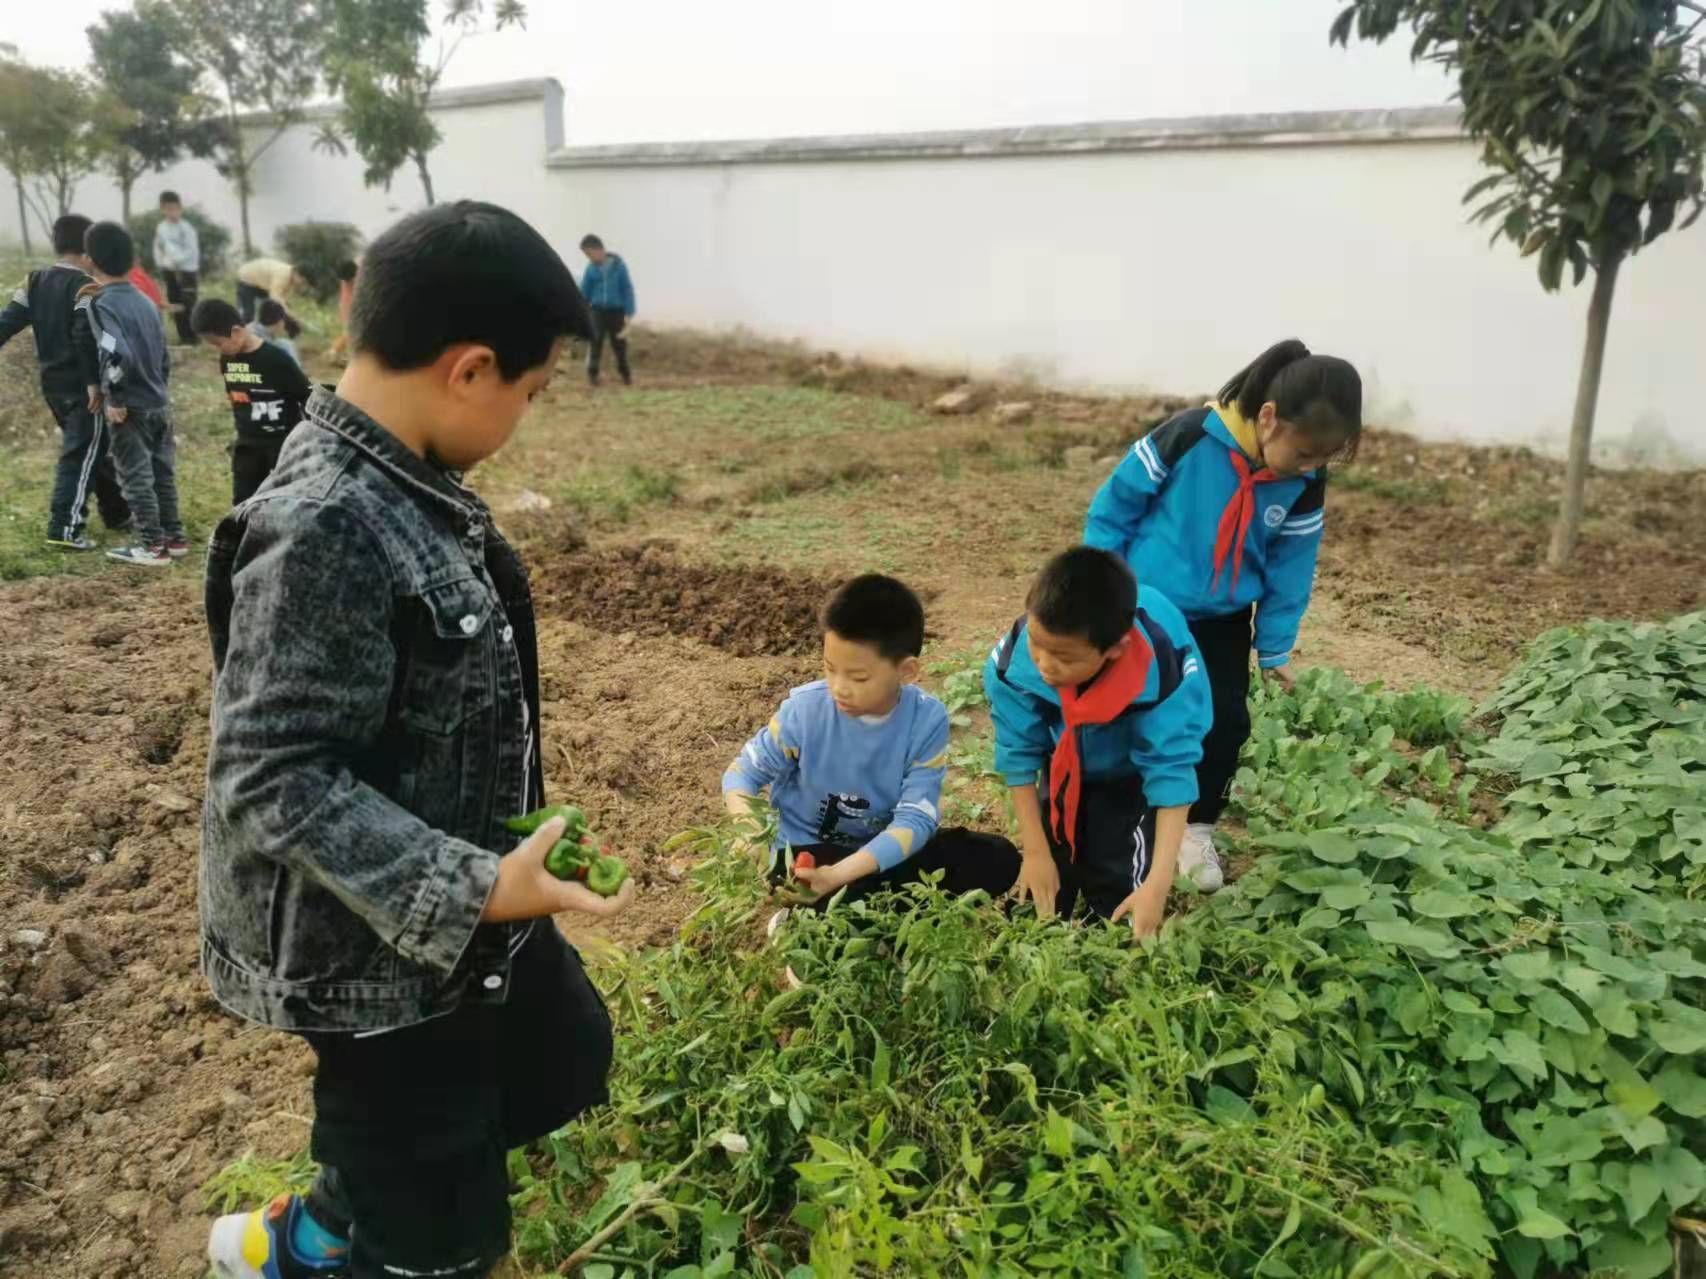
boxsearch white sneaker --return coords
[106,543,173,567]
[1177,823,1225,893]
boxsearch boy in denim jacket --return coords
[201,203,628,1279]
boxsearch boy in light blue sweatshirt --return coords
[724,575,1019,909]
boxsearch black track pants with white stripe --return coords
[1041,771,1159,922]
[46,394,129,541]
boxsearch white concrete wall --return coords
[8,78,1701,465]
[544,135,1706,466]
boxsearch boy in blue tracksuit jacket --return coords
[984,547,1212,939]
[578,233,636,386]
[1084,340,1362,892]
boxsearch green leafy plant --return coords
[1476,610,1706,894]
[274,221,363,303]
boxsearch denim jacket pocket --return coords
[395,577,499,736]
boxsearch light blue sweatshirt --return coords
[723,681,949,871]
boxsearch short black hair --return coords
[1219,340,1363,463]
[84,222,135,276]
[1026,547,1136,651]
[336,259,359,281]
[191,297,243,336]
[53,214,93,256]
[580,234,604,251]
[822,574,925,661]
[257,298,287,326]
[351,201,592,380]
[159,190,181,207]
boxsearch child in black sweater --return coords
[193,297,315,504]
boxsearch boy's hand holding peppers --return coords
[482,806,635,924]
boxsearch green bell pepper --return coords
[506,804,587,838]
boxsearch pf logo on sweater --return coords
[1264,505,1287,528]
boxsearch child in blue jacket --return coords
[984,547,1212,939]
[579,234,636,386]
[1084,339,1362,892]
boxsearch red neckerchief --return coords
[1050,626,1153,857]
[1211,448,1279,595]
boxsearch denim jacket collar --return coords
[305,386,488,538]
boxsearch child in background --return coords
[235,255,308,327]
[193,297,313,503]
[984,547,1211,939]
[76,222,185,567]
[201,201,619,1279]
[578,233,636,386]
[250,298,303,366]
[1084,340,1361,892]
[328,257,360,361]
[0,213,131,549]
[724,575,1019,915]
[153,190,200,346]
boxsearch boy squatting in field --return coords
[986,547,1213,938]
[724,575,1021,911]
[201,202,634,1279]
[0,213,133,550]
[1085,340,1363,892]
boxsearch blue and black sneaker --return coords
[208,1193,349,1278]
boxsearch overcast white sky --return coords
[9,0,1454,145]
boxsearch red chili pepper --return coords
[795,851,817,873]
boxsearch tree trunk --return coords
[120,174,132,225]
[415,151,435,206]
[237,167,253,257]
[12,175,30,257]
[1547,251,1622,567]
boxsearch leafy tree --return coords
[0,59,112,247]
[1331,1,1706,566]
[169,0,319,255]
[86,0,224,222]
[0,51,48,255]
[315,0,527,206]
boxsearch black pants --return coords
[1188,609,1254,826]
[1043,773,1159,921]
[46,393,129,541]
[587,307,631,384]
[236,280,268,323]
[161,269,198,344]
[775,827,1020,909]
[300,922,613,1279]
[231,434,285,505]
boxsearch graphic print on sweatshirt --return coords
[222,340,311,438]
[815,792,876,845]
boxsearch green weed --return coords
[201,1150,319,1214]
[1334,470,1450,505]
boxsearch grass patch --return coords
[613,385,923,442]
[557,464,682,525]
[1335,469,1449,505]
[201,1149,319,1214]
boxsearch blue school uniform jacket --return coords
[982,586,1212,809]
[1084,406,1327,669]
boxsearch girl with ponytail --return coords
[1084,340,1362,892]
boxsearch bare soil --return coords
[0,329,1702,1276]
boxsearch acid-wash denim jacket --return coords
[201,388,546,1033]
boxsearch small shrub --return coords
[273,221,362,303]
[129,206,232,277]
